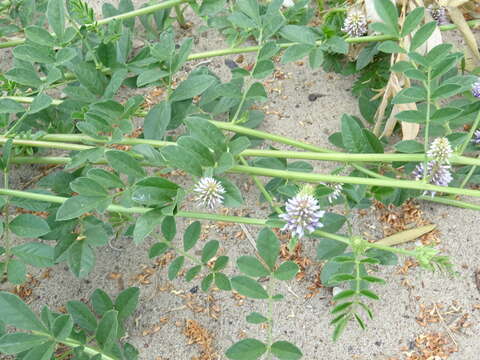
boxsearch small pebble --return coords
[308,93,324,101]
[332,287,343,297]
[224,59,238,69]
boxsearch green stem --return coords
[9,155,480,211]
[188,34,397,61]
[4,111,28,137]
[2,163,478,214]
[231,91,248,124]
[0,0,188,49]
[438,19,480,31]
[0,187,343,241]
[459,165,477,189]
[231,31,263,124]
[423,68,432,182]
[32,331,117,360]
[41,133,172,147]
[174,4,187,28]
[172,243,201,264]
[239,149,480,167]
[458,110,480,155]
[1,169,11,282]
[0,38,23,49]
[418,194,480,210]
[0,187,452,258]
[266,277,275,358]
[366,242,413,257]
[211,121,395,180]
[239,156,282,213]
[0,137,92,151]
[352,253,361,314]
[96,0,187,26]
[0,37,398,96]
[7,148,480,196]
[211,121,333,153]
[5,133,480,166]
[230,165,480,198]
[2,99,474,166]
[68,14,102,69]
[1,17,480,52]
[2,96,63,106]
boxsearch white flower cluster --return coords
[342,11,368,38]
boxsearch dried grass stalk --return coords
[445,4,480,70]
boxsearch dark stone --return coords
[308,93,324,101]
[224,59,238,69]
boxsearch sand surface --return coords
[1,1,479,359]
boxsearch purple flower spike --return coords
[279,193,325,238]
[472,129,480,145]
[413,161,453,197]
[472,79,480,99]
[342,11,368,38]
[427,5,449,26]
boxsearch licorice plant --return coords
[0,0,479,359]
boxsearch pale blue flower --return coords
[472,79,480,98]
[472,129,480,145]
[280,193,325,238]
[413,161,453,196]
[342,11,368,38]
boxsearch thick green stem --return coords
[0,187,453,258]
[0,187,345,242]
[0,38,23,49]
[211,121,395,180]
[42,133,172,147]
[2,104,476,162]
[10,155,480,211]
[2,96,63,106]
[230,165,480,198]
[239,149,480,167]
[418,195,480,210]
[4,134,479,166]
[0,137,92,151]
[211,121,333,153]
[7,149,480,196]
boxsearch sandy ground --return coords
[1,1,480,360]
